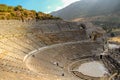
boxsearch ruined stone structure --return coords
[0,20,117,80]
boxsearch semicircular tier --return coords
[0,20,106,80]
[25,41,105,80]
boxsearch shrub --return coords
[14,5,23,11]
[0,4,61,20]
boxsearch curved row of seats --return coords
[0,20,88,80]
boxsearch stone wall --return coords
[0,20,87,42]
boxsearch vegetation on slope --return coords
[0,4,61,20]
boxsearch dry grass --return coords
[108,36,120,43]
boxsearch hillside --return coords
[51,0,120,20]
[0,4,60,20]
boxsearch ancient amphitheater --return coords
[0,20,119,80]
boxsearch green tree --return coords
[14,5,23,11]
[110,32,115,37]
[7,6,14,12]
[0,4,8,12]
